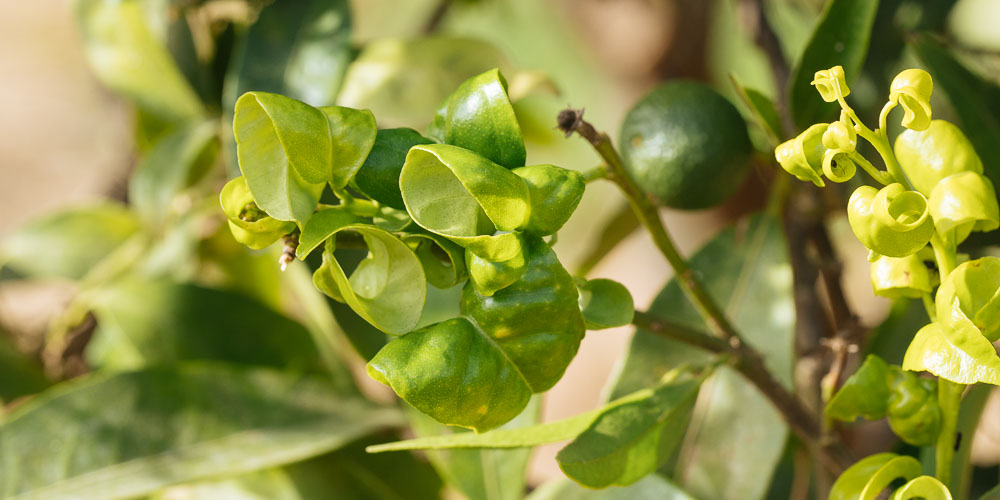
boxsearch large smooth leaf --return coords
[607,214,794,500]
[337,37,509,129]
[130,119,218,224]
[789,0,879,128]
[233,92,327,225]
[84,277,321,372]
[911,33,1000,193]
[902,314,1000,385]
[426,69,526,169]
[0,364,403,500]
[527,476,696,500]
[0,203,140,280]
[75,0,203,122]
[557,377,701,488]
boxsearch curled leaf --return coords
[317,105,378,189]
[936,257,1000,342]
[903,312,1000,385]
[928,171,1000,244]
[870,253,934,299]
[220,177,296,250]
[894,120,984,197]
[355,128,434,210]
[576,278,635,330]
[890,69,933,132]
[775,123,828,187]
[829,453,922,500]
[511,164,585,236]
[890,476,953,500]
[466,242,527,297]
[811,65,850,103]
[402,231,468,289]
[825,354,892,422]
[848,184,935,258]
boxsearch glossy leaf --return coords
[295,207,363,259]
[928,171,1000,244]
[85,277,321,372]
[402,231,468,289]
[608,214,793,500]
[936,257,1000,342]
[399,144,531,257]
[576,278,635,330]
[527,476,696,500]
[310,220,426,335]
[354,128,434,210]
[317,105,377,189]
[789,0,879,128]
[0,203,140,280]
[903,313,1000,385]
[886,370,940,446]
[891,476,953,500]
[512,164,586,236]
[220,177,296,250]
[233,92,327,225]
[826,354,892,422]
[75,0,203,122]
[894,120,983,198]
[557,377,700,488]
[466,242,527,296]
[829,453,922,500]
[427,69,526,169]
[0,364,403,500]
[911,34,1000,190]
[337,36,509,129]
[870,254,934,299]
[847,184,935,258]
[130,120,218,223]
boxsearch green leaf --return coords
[311,221,427,334]
[296,206,364,259]
[829,453,922,500]
[220,176,297,250]
[978,483,1000,500]
[355,128,434,210]
[910,33,1000,191]
[902,314,1000,385]
[826,354,892,421]
[0,364,403,500]
[75,0,203,122]
[729,74,784,145]
[891,476,953,500]
[337,36,509,129]
[399,144,530,257]
[427,69,526,169]
[576,278,635,330]
[557,376,701,488]
[317,106,377,189]
[527,475,696,500]
[788,0,879,128]
[512,164,586,236]
[0,333,50,404]
[131,120,218,224]
[608,214,794,500]
[84,277,322,372]
[233,92,328,225]
[402,231,468,289]
[1,203,140,280]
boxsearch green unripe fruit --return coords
[619,81,752,210]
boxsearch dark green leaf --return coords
[608,214,793,500]
[131,120,218,224]
[85,277,322,372]
[789,0,879,128]
[426,69,526,169]
[1,204,140,280]
[0,333,50,404]
[576,278,635,330]
[0,364,403,500]
[355,128,435,210]
[557,376,700,488]
[825,354,892,421]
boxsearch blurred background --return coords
[3,0,1000,495]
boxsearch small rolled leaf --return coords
[870,253,933,299]
[829,453,921,500]
[822,149,857,183]
[310,221,426,335]
[466,244,527,297]
[886,371,940,446]
[775,123,828,186]
[355,128,434,210]
[234,92,327,225]
[890,69,933,131]
[890,476,953,500]
[822,113,857,151]
[295,206,364,259]
[399,143,531,256]
[220,176,296,250]
[317,105,378,189]
[402,231,467,289]
[367,317,533,432]
[936,257,1000,342]
[903,312,1000,385]
[426,68,526,169]
[894,120,984,197]
[825,354,892,422]
[511,164,585,236]
[811,65,850,103]
[576,278,635,330]
[928,171,1000,244]
[847,184,934,258]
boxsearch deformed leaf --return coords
[902,314,1000,385]
[295,206,363,259]
[317,106,377,189]
[557,376,701,488]
[130,119,218,223]
[220,177,296,250]
[465,236,528,296]
[1,203,140,280]
[788,0,879,128]
[234,92,328,225]
[512,164,586,236]
[829,453,921,500]
[576,278,635,330]
[826,354,892,421]
[402,231,467,289]
[427,68,526,169]
[312,223,426,334]
[355,128,434,210]
[891,475,953,500]
[0,364,403,500]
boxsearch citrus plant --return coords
[2,0,1000,499]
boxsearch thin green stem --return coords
[581,165,608,183]
[878,101,896,143]
[835,90,912,189]
[930,233,957,279]
[849,151,892,186]
[936,379,964,485]
[922,293,937,322]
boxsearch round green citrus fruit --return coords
[619,81,752,209]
